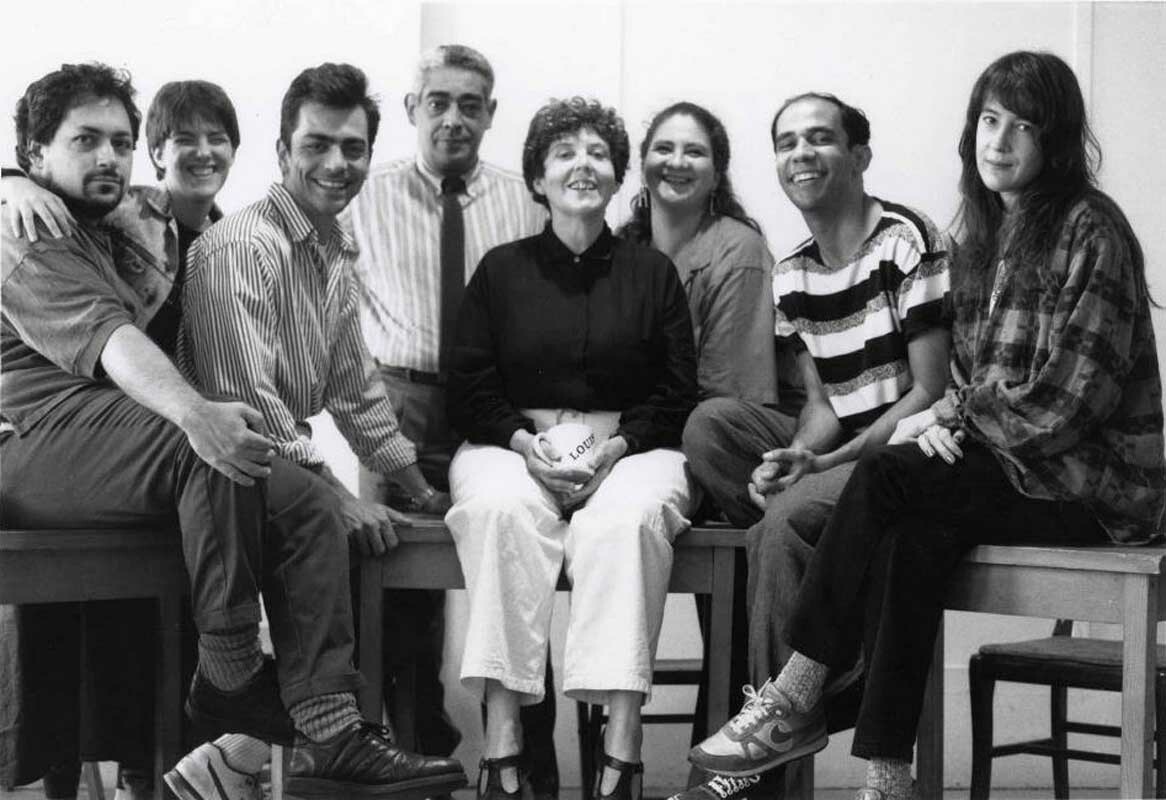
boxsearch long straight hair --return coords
[955,51,1104,288]
[620,101,760,243]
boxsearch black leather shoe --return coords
[476,753,529,800]
[185,658,295,746]
[594,753,642,800]
[284,721,468,799]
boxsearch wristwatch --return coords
[410,485,438,511]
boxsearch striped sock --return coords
[215,733,270,774]
[865,758,914,800]
[774,651,828,713]
[289,692,363,742]
[197,626,263,692]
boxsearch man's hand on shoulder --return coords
[2,173,76,242]
[179,398,274,486]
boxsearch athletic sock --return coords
[865,758,914,800]
[773,651,828,713]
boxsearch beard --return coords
[61,183,124,221]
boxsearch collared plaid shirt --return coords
[934,191,1165,543]
[179,182,416,474]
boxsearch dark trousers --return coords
[787,441,1105,761]
[0,386,361,783]
[365,369,558,789]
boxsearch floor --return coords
[0,780,1128,800]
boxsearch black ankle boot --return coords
[478,753,529,800]
[594,753,642,800]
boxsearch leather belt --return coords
[378,364,447,386]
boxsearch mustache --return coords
[85,170,123,183]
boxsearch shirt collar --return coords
[267,182,357,254]
[141,185,223,228]
[537,221,616,268]
[414,156,485,203]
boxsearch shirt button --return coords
[573,256,580,263]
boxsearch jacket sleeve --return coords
[446,254,536,448]
[958,210,1139,459]
[616,258,698,453]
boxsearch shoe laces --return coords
[729,682,782,732]
[706,774,761,799]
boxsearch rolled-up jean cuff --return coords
[280,668,365,708]
[851,736,914,762]
[194,601,262,634]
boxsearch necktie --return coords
[439,175,466,373]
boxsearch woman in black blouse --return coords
[446,97,698,800]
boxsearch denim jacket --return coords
[102,185,221,325]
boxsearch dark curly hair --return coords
[769,91,870,150]
[15,62,140,172]
[620,101,760,243]
[280,63,380,150]
[521,97,630,208]
[146,80,240,180]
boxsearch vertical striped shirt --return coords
[343,157,547,372]
[773,199,950,432]
[179,182,416,474]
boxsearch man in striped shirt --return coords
[677,93,950,800]
[343,45,557,792]
[180,63,468,797]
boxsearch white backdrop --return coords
[4,1,1165,792]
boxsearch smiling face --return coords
[772,97,869,214]
[642,113,718,214]
[278,101,370,232]
[975,95,1044,210]
[406,66,495,177]
[533,126,620,222]
[152,115,235,204]
[28,94,133,220]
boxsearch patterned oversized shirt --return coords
[343,157,546,372]
[179,182,416,474]
[773,199,950,433]
[933,192,1165,543]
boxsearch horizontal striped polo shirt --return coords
[773,199,950,433]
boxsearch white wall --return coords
[5,1,1164,794]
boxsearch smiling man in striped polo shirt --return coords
[678,93,951,800]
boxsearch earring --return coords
[636,186,650,211]
[708,192,719,217]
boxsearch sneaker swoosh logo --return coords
[765,723,794,749]
[208,760,231,800]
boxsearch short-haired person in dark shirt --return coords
[445,97,698,800]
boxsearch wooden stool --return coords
[0,528,187,798]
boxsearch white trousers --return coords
[446,410,694,706]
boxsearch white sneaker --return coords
[164,742,261,800]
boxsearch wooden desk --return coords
[0,528,187,799]
[916,544,1166,798]
[356,520,745,749]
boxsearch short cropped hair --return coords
[521,97,629,208]
[414,44,495,99]
[770,91,871,149]
[279,63,380,150]
[14,62,140,172]
[146,80,240,180]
